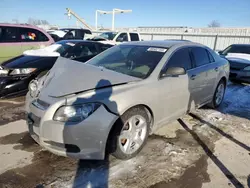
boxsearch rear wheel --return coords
[111,107,150,160]
[209,80,226,108]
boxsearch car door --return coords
[0,26,22,63]
[190,47,216,105]
[19,27,50,53]
[157,47,194,125]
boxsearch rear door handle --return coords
[215,67,219,72]
[190,75,196,80]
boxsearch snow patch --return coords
[109,157,140,178]
[223,84,250,113]
[206,112,224,122]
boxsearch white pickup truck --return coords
[88,31,142,45]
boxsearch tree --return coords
[27,18,49,25]
[12,19,19,24]
[208,20,221,28]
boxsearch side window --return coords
[99,44,113,52]
[130,33,139,41]
[0,26,19,42]
[116,33,128,42]
[192,47,210,67]
[19,28,49,42]
[165,48,192,71]
[64,30,76,39]
[207,50,215,62]
[69,44,98,58]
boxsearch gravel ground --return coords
[0,83,249,188]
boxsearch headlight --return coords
[10,68,37,75]
[54,103,101,122]
[0,69,9,75]
[28,80,38,98]
[243,66,250,71]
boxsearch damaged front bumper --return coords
[26,93,119,160]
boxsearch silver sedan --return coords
[26,40,229,160]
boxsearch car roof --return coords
[230,44,250,47]
[57,40,110,45]
[60,28,90,31]
[0,23,41,29]
[121,40,199,48]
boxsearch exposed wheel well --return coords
[220,76,227,85]
[124,105,154,130]
[105,104,154,155]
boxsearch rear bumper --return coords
[229,70,250,83]
[0,75,33,98]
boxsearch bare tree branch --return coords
[27,18,49,25]
[208,20,221,28]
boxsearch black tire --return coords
[208,79,226,109]
[109,107,150,160]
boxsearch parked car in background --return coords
[47,28,92,42]
[0,23,54,64]
[26,40,229,160]
[218,44,250,83]
[88,31,141,45]
[0,40,113,98]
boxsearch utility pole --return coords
[112,8,132,31]
[95,10,113,30]
[96,8,132,31]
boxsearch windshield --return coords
[87,45,167,79]
[54,41,75,56]
[99,32,118,40]
[222,45,250,55]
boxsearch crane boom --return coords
[66,8,93,30]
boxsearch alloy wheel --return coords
[118,115,147,155]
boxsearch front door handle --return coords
[215,67,219,72]
[190,75,196,80]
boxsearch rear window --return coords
[192,47,210,67]
[130,33,140,41]
[207,50,215,62]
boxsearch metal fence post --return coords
[151,34,154,40]
[213,35,218,51]
[181,34,184,40]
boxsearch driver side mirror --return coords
[161,67,186,77]
[218,50,223,55]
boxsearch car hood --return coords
[1,55,57,69]
[39,57,142,98]
[23,44,61,57]
[226,53,250,64]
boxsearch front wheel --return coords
[111,107,150,160]
[209,80,226,109]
